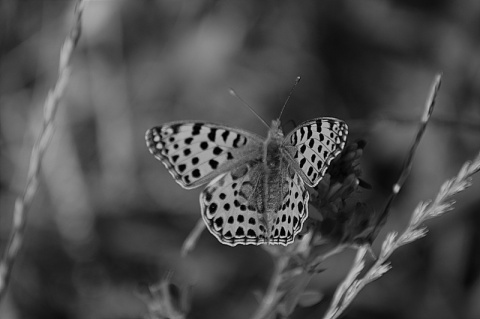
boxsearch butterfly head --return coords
[268,119,284,138]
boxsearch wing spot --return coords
[232,134,241,148]
[192,157,199,165]
[248,218,256,225]
[306,127,313,139]
[221,130,229,142]
[291,134,297,144]
[192,169,201,178]
[192,124,202,135]
[235,227,245,236]
[214,217,223,229]
[307,166,313,176]
[209,203,218,214]
[298,202,304,213]
[237,215,244,223]
[224,203,230,211]
[213,147,222,155]
[209,159,219,169]
[247,229,256,237]
[200,142,209,150]
[207,128,217,142]
[185,137,193,145]
[316,160,324,169]
[183,149,191,156]
[227,216,234,224]
[204,192,212,202]
[178,164,186,172]
[219,193,226,200]
[299,158,306,168]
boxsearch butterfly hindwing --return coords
[269,168,309,244]
[201,161,309,246]
[146,122,263,189]
[201,162,269,246]
[285,117,348,187]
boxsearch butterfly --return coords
[146,113,348,246]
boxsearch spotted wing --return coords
[146,122,263,189]
[284,117,348,187]
[270,167,309,245]
[201,162,309,246]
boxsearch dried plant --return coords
[325,149,480,319]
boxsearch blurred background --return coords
[1,0,480,318]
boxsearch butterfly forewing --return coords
[146,122,262,189]
[285,118,348,187]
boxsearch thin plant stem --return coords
[251,255,290,319]
[324,150,480,319]
[377,74,442,232]
[0,0,86,301]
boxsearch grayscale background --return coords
[1,1,479,318]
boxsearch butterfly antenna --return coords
[229,88,270,129]
[278,76,301,120]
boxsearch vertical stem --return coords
[251,255,290,319]
[0,0,85,301]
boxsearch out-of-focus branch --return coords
[0,0,86,301]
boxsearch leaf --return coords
[298,290,324,307]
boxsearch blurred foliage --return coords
[1,0,480,318]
